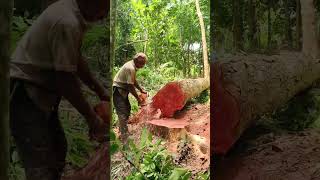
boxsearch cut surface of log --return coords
[212,52,320,155]
[152,78,209,117]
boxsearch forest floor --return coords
[215,116,320,180]
[111,103,210,179]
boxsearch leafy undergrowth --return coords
[273,88,320,131]
[111,128,209,180]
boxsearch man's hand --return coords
[88,114,107,143]
[90,101,111,142]
[137,97,144,106]
[98,91,111,102]
[140,89,147,94]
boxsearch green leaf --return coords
[110,143,119,155]
[168,168,191,180]
[139,127,149,149]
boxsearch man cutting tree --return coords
[9,0,110,179]
[113,52,148,142]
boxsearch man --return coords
[9,0,110,179]
[113,53,148,142]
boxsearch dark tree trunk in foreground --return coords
[0,0,13,179]
[212,0,320,155]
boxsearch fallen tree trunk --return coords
[152,78,209,117]
[212,52,320,155]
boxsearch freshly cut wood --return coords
[212,52,320,155]
[151,78,209,117]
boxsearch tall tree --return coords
[285,0,293,48]
[301,0,319,58]
[233,0,243,51]
[296,0,302,50]
[195,0,209,78]
[248,0,258,49]
[267,0,272,49]
[0,0,13,179]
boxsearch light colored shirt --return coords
[10,0,87,112]
[113,60,137,97]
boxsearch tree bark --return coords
[212,52,320,155]
[195,0,209,78]
[300,0,319,58]
[152,78,209,118]
[296,0,302,50]
[0,0,13,179]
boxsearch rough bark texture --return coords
[0,1,12,179]
[300,0,319,58]
[195,0,209,78]
[212,52,320,154]
[152,78,209,118]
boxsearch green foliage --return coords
[116,0,209,77]
[168,168,192,180]
[82,24,108,51]
[60,110,95,168]
[11,15,34,51]
[9,142,26,180]
[274,89,320,131]
[124,128,192,180]
[192,89,210,104]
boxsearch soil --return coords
[215,127,320,180]
[112,103,210,178]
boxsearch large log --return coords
[212,52,320,154]
[212,0,320,155]
[152,78,209,118]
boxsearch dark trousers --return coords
[113,87,131,139]
[10,80,67,180]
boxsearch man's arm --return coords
[77,56,110,101]
[55,71,105,141]
[134,79,146,93]
[128,84,142,104]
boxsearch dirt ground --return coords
[215,128,320,180]
[112,103,210,178]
